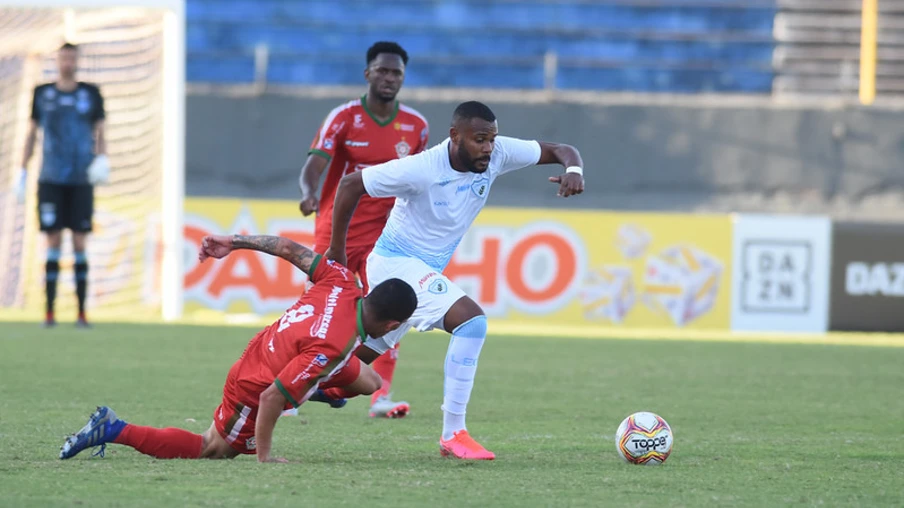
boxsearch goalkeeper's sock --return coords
[45,248,61,315]
[113,424,203,459]
[441,316,488,441]
[74,251,88,317]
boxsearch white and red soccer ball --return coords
[615,411,673,465]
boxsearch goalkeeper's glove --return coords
[87,154,110,185]
[14,168,27,204]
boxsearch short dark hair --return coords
[365,278,417,323]
[59,42,78,51]
[366,41,408,66]
[452,101,496,124]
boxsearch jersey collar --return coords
[356,299,367,341]
[361,94,399,127]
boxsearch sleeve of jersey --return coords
[361,154,428,199]
[309,107,347,161]
[416,121,430,153]
[306,254,354,287]
[496,136,542,176]
[93,86,106,123]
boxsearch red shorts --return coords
[314,244,373,293]
[213,354,363,455]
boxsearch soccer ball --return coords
[615,411,673,465]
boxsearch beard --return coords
[458,144,490,173]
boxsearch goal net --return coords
[0,0,184,322]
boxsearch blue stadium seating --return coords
[186,0,777,93]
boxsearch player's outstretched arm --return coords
[538,141,585,198]
[199,234,317,274]
[254,384,290,463]
[326,171,368,265]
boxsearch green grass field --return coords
[1,322,902,507]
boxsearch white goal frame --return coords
[4,0,185,321]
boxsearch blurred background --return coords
[2,0,904,334]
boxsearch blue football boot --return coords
[59,406,127,459]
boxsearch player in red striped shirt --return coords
[295,42,429,419]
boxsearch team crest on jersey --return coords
[395,140,411,158]
[76,89,91,113]
[471,177,489,198]
[43,87,56,100]
[428,279,448,294]
[313,354,329,367]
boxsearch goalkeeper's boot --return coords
[60,406,126,459]
[43,311,56,328]
[369,394,409,419]
[440,430,495,460]
[75,312,91,329]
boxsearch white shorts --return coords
[363,251,466,355]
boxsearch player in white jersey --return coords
[324,101,584,460]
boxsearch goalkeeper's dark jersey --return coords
[30,82,105,185]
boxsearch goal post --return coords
[0,0,184,322]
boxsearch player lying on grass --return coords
[322,100,585,459]
[58,234,417,463]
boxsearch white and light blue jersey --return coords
[361,136,542,271]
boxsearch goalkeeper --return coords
[15,42,110,328]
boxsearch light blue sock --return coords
[442,315,487,440]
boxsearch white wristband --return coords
[565,166,583,175]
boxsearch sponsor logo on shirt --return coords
[323,138,334,150]
[438,179,453,187]
[345,140,369,147]
[395,122,415,132]
[418,272,438,287]
[76,88,91,114]
[353,114,365,129]
[312,286,343,339]
[421,126,429,142]
[312,353,329,367]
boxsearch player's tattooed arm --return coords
[199,234,317,275]
[232,235,317,274]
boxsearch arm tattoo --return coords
[232,235,316,274]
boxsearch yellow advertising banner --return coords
[182,198,732,330]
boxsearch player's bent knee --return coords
[453,314,488,338]
[354,364,383,395]
[444,296,486,333]
[200,422,239,460]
